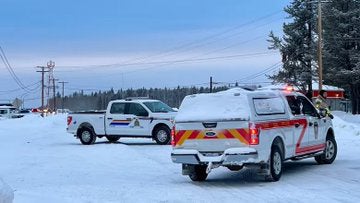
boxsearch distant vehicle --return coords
[0,106,23,119]
[67,98,177,145]
[18,109,32,114]
[171,88,337,182]
[57,109,70,114]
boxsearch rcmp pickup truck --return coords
[171,88,337,181]
[67,98,177,145]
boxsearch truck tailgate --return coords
[173,120,251,152]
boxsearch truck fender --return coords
[326,127,335,139]
[271,136,285,159]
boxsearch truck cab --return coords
[171,88,337,182]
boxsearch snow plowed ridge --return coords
[0,113,360,202]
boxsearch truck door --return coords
[298,96,325,149]
[125,103,150,136]
[286,95,309,156]
[105,102,132,136]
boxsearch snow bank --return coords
[333,111,360,125]
[0,178,14,203]
[175,89,251,122]
[332,113,360,137]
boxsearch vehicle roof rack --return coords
[125,97,150,101]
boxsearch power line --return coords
[57,51,278,75]
[55,11,283,72]
[0,46,34,93]
[98,10,283,68]
[0,81,41,93]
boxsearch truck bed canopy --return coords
[175,88,251,122]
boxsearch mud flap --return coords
[206,162,213,174]
[182,164,195,175]
[257,162,271,176]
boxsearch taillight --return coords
[249,122,260,145]
[171,125,176,147]
[67,116,72,126]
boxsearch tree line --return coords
[52,86,228,111]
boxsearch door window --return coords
[127,103,149,117]
[298,96,318,117]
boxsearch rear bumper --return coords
[171,147,261,166]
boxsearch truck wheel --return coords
[106,135,120,143]
[79,128,96,145]
[226,165,243,171]
[189,165,208,181]
[153,126,171,145]
[315,136,337,164]
[266,145,283,182]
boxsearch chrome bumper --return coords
[171,148,259,165]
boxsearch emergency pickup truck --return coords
[67,98,177,145]
[171,88,337,181]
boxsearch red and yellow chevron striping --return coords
[174,128,250,146]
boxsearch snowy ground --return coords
[0,112,360,203]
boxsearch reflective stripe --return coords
[175,128,250,146]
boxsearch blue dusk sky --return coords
[0,0,290,107]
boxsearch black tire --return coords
[189,165,208,181]
[267,145,283,182]
[315,136,337,164]
[106,135,120,143]
[153,126,171,145]
[78,128,97,145]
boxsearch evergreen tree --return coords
[323,0,360,114]
[268,0,317,92]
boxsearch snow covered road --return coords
[0,113,360,202]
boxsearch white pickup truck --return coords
[171,88,337,181]
[67,98,177,145]
[0,105,23,119]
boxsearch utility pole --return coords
[317,0,323,91]
[210,76,213,93]
[52,78,59,112]
[58,81,68,112]
[36,66,49,110]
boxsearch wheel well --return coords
[152,123,170,136]
[272,136,285,157]
[77,122,95,137]
[327,128,335,139]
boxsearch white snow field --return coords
[0,112,360,203]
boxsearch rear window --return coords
[253,97,285,115]
[110,103,126,114]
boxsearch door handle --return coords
[314,122,319,127]
[107,117,113,120]
[309,122,313,127]
[126,118,133,121]
[294,123,300,128]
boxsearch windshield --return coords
[143,101,175,113]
